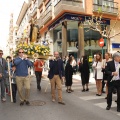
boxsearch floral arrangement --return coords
[14,42,50,57]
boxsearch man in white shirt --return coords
[105,52,120,112]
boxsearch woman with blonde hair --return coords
[92,53,103,96]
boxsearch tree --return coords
[85,10,120,52]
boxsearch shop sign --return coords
[98,38,104,47]
[112,43,120,48]
[48,13,110,30]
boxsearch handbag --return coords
[73,65,77,72]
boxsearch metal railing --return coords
[54,0,83,6]
[30,2,37,14]
[93,0,118,14]
[41,5,52,18]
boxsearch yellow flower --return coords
[28,51,30,54]
[31,51,34,55]
[15,43,50,56]
[19,44,22,47]
[35,47,37,50]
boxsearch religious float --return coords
[14,42,51,59]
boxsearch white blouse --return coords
[92,61,103,80]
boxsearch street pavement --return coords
[0,72,120,120]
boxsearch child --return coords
[5,56,12,96]
[10,65,17,103]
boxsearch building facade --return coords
[7,13,14,56]
[16,0,120,60]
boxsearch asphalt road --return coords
[0,75,120,120]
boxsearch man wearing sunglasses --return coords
[0,50,7,102]
[14,48,33,106]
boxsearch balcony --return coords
[41,6,52,25]
[29,2,37,17]
[54,0,84,16]
[93,0,118,15]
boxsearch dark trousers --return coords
[12,84,17,100]
[35,71,42,89]
[107,80,120,109]
[102,80,105,91]
[0,80,5,99]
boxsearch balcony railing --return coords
[54,0,83,6]
[93,0,118,15]
[41,6,52,25]
[30,1,37,16]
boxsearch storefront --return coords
[48,13,110,60]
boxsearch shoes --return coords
[96,94,101,96]
[58,101,65,105]
[20,101,24,106]
[82,89,85,92]
[37,86,41,91]
[117,109,120,112]
[106,106,111,110]
[69,89,74,92]
[105,97,107,99]
[25,101,30,105]
[86,88,89,91]
[1,98,6,102]
[66,89,71,93]
[52,99,56,102]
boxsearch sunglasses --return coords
[19,52,24,53]
[0,53,3,54]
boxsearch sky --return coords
[0,0,24,51]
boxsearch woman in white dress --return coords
[92,53,103,96]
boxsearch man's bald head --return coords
[54,51,59,59]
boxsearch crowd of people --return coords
[0,48,120,112]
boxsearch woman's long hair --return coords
[96,53,102,62]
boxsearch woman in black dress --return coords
[65,56,74,93]
[79,56,90,92]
